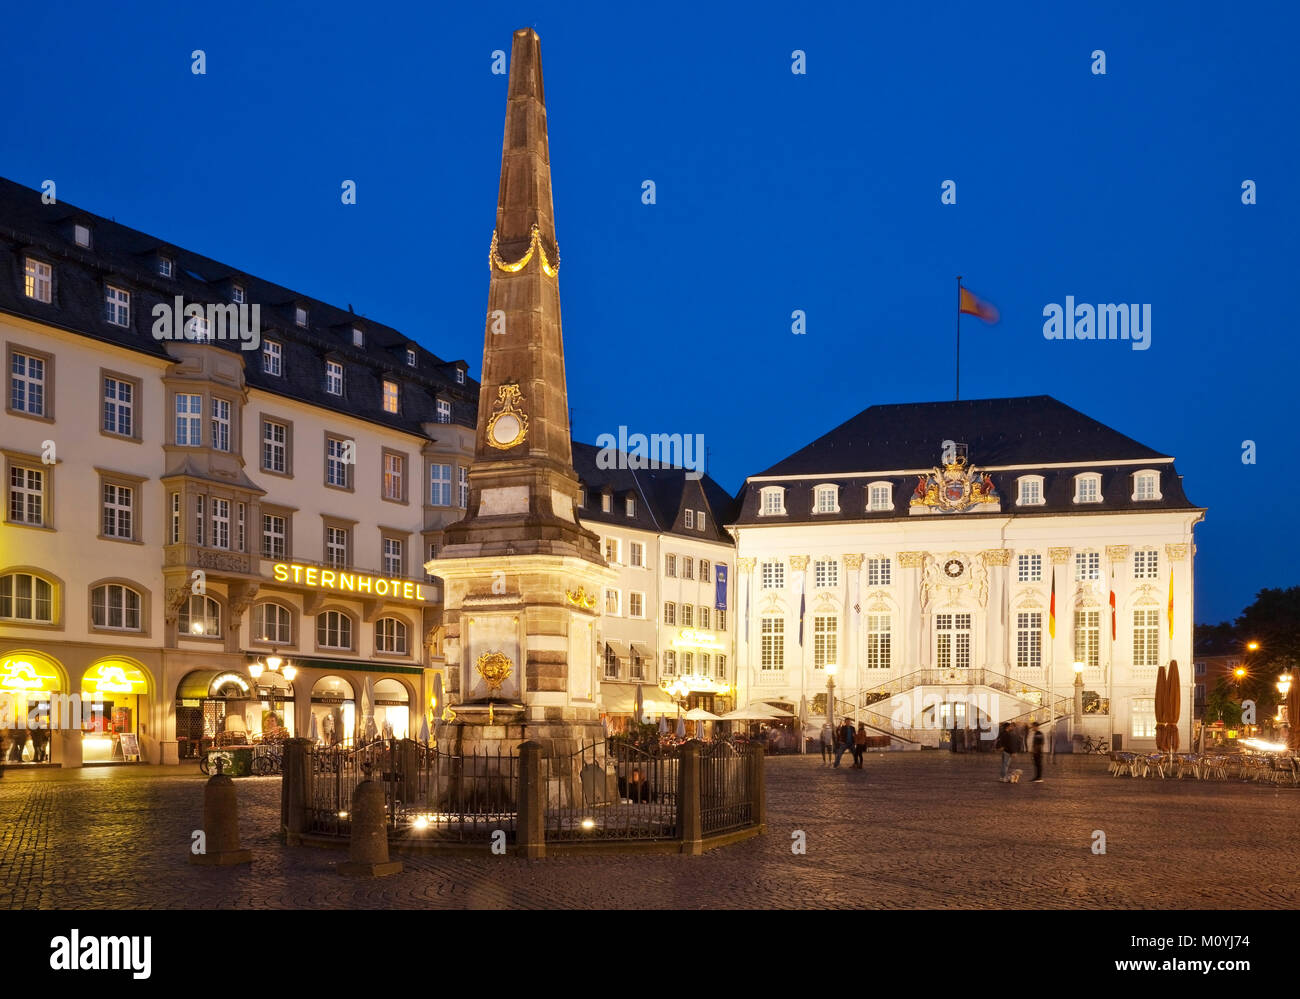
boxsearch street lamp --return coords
[1072,661,1085,725]
[825,662,838,734]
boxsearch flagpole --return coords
[955,275,962,401]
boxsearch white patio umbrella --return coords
[683,707,722,720]
[418,714,430,745]
[658,714,669,735]
[676,715,686,739]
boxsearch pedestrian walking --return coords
[819,721,833,765]
[1031,722,1045,782]
[853,722,868,769]
[833,718,855,768]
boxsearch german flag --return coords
[1049,568,1056,639]
[959,286,1000,324]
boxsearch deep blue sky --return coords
[3,0,1295,624]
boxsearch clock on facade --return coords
[943,558,964,578]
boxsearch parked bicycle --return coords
[1081,734,1110,754]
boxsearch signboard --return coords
[272,563,427,602]
[118,733,141,760]
[715,563,728,610]
[671,628,725,651]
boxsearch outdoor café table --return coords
[1141,753,1167,778]
[1173,753,1200,779]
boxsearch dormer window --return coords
[1017,475,1045,506]
[24,258,52,303]
[814,484,839,514]
[352,328,364,348]
[685,510,695,529]
[295,307,308,328]
[232,284,245,304]
[601,492,612,514]
[455,368,465,384]
[625,496,636,517]
[382,379,400,414]
[406,348,417,367]
[1073,473,1102,504]
[1132,470,1162,501]
[325,360,344,396]
[435,399,451,423]
[760,486,786,516]
[867,482,893,511]
[74,224,91,248]
[158,256,173,277]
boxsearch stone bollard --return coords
[281,738,312,845]
[190,758,254,866]
[516,741,544,859]
[338,777,402,877]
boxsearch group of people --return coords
[994,721,1046,782]
[2,728,50,765]
[820,719,870,769]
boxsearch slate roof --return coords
[571,441,738,543]
[0,175,478,437]
[733,395,1200,526]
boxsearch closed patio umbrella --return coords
[798,695,809,755]
[676,715,686,740]
[658,714,668,735]
[1166,660,1181,755]
[1154,664,1168,752]
[418,714,430,745]
[635,683,644,724]
[309,711,318,745]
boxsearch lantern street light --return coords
[1072,661,1085,726]
[825,662,839,735]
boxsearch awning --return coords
[603,639,631,659]
[600,686,675,715]
[177,669,252,700]
[629,644,654,662]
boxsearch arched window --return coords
[254,602,292,645]
[813,484,839,514]
[1132,469,1162,501]
[0,572,54,623]
[317,610,353,650]
[91,583,142,631]
[375,617,408,655]
[1073,472,1103,504]
[759,487,786,516]
[179,594,221,637]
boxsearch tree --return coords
[1202,677,1243,727]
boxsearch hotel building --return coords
[0,176,476,765]
[728,396,1204,751]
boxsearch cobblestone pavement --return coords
[1,752,1296,909]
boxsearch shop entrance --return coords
[81,660,151,763]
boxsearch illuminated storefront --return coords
[372,678,410,739]
[80,660,151,763]
[310,675,356,747]
[1,653,65,764]
[175,670,257,758]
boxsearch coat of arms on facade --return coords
[910,448,999,513]
[476,650,514,692]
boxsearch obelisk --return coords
[429,28,613,759]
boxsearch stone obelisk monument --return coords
[429,27,614,759]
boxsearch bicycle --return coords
[1081,734,1110,755]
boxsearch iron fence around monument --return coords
[291,735,761,850]
[700,739,754,835]
[543,738,678,841]
[307,738,517,843]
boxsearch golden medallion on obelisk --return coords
[485,384,529,450]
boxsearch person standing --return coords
[833,718,854,768]
[995,723,1014,782]
[853,722,868,769]
[820,721,833,765]
[1030,722,1045,782]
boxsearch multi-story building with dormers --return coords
[0,176,478,766]
[571,442,737,726]
[727,396,1204,751]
